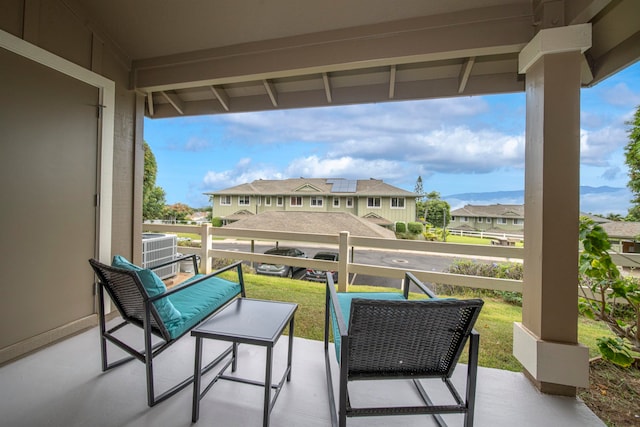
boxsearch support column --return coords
[513,24,591,395]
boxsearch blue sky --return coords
[145,61,640,215]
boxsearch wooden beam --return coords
[322,72,332,103]
[147,92,154,116]
[209,85,230,111]
[160,91,184,115]
[388,64,397,99]
[458,56,475,93]
[263,79,278,107]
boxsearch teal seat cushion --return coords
[331,292,407,362]
[112,255,182,324]
[163,274,241,340]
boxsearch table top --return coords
[191,298,298,346]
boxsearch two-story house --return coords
[449,204,525,234]
[205,178,417,227]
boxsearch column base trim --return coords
[513,322,589,388]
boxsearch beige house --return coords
[206,178,417,227]
[2,0,639,400]
[450,204,525,234]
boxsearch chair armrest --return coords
[403,272,437,299]
[148,261,245,302]
[325,273,348,338]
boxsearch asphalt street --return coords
[210,239,493,289]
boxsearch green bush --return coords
[435,260,523,306]
[395,222,406,233]
[407,222,424,234]
[211,217,223,227]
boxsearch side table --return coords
[191,298,298,427]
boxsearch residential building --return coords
[450,204,525,234]
[206,178,417,227]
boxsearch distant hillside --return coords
[444,186,625,202]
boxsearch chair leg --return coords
[465,332,480,427]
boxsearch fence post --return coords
[201,223,212,274]
[338,231,350,292]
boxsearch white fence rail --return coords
[143,223,523,293]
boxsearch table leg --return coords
[287,316,295,381]
[263,346,273,427]
[192,336,203,423]
[232,342,238,372]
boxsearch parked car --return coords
[255,247,307,278]
[305,251,339,283]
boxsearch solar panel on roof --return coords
[329,179,356,193]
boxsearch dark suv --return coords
[255,247,307,278]
[305,251,339,283]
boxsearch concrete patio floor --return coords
[0,322,605,427]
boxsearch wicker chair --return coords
[324,272,484,427]
[89,255,245,406]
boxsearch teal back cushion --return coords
[112,255,182,324]
[331,292,407,362]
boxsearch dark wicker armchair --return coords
[89,255,245,406]
[324,272,484,427]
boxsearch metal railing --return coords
[143,223,524,292]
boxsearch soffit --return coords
[66,0,639,119]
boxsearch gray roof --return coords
[451,204,524,218]
[206,178,416,197]
[223,211,397,239]
[600,222,640,240]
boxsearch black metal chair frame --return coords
[89,255,246,407]
[324,272,483,427]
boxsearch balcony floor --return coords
[0,322,604,427]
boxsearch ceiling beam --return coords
[147,92,154,116]
[458,57,475,93]
[388,65,396,99]
[159,91,184,115]
[322,72,332,103]
[209,85,230,111]
[132,4,532,91]
[263,79,278,106]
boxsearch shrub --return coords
[395,222,406,233]
[211,217,223,227]
[407,221,424,234]
[435,260,523,306]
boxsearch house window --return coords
[257,196,261,206]
[461,216,468,222]
[513,218,523,225]
[220,195,231,206]
[310,196,323,207]
[367,197,381,208]
[451,216,456,221]
[238,195,250,206]
[498,218,507,224]
[264,196,272,206]
[346,197,354,208]
[486,218,492,224]
[477,217,483,223]
[290,196,303,207]
[333,197,340,208]
[276,196,284,207]
[390,197,405,209]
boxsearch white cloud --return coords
[580,126,628,166]
[202,158,286,190]
[601,83,640,108]
[285,155,405,181]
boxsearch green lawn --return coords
[222,271,613,372]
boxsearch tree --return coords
[142,141,166,220]
[164,203,193,222]
[624,105,640,220]
[424,193,450,230]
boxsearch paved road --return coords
[211,239,493,289]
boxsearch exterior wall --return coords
[213,194,415,223]
[0,0,140,361]
[450,216,524,232]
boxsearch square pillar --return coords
[513,25,591,395]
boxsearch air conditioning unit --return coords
[142,233,177,279]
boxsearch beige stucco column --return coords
[513,24,591,395]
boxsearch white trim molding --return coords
[518,24,592,74]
